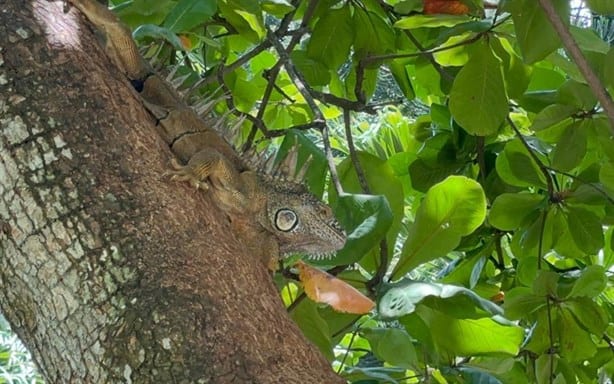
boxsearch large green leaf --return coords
[261,0,294,17]
[507,0,569,63]
[162,0,216,32]
[290,50,331,86]
[503,287,545,320]
[489,193,544,230]
[331,151,404,265]
[132,24,185,50]
[563,298,608,335]
[416,306,524,356]
[558,307,598,362]
[495,139,548,188]
[217,0,265,42]
[566,206,604,254]
[378,280,503,319]
[530,104,577,131]
[566,265,607,299]
[392,176,486,278]
[328,194,393,265]
[586,0,614,14]
[353,8,395,59]
[362,328,417,369]
[290,299,333,360]
[388,59,415,100]
[551,121,587,171]
[394,14,471,29]
[490,36,532,99]
[449,42,508,136]
[306,6,353,70]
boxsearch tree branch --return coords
[538,0,614,132]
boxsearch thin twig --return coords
[265,25,343,194]
[336,327,359,374]
[250,0,314,146]
[537,209,548,270]
[507,116,555,198]
[343,110,370,193]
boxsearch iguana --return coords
[66,0,346,266]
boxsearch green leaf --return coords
[416,306,524,356]
[532,270,559,297]
[586,0,614,14]
[569,26,610,54]
[378,280,503,319]
[392,176,486,278]
[331,152,404,264]
[217,0,265,42]
[530,104,577,131]
[394,14,471,29]
[132,24,185,50]
[507,0,569,63]
[290,50,331,87]
[535,354,557,384]
[388,59,415,99]
[558,307,597,362]
[495,139,547,188]
[489,193,544,230]
[162,0,216,32]
[600,162,614,191]
[353,8,396,59]
[261,0,295,17]
[567,265,607,298]
[563,298,608,335]
[362,328,417,369]
[330,194,393,265]
[449,42,508,136]
[393,0,423,14]
[557,80,597,110]
[290,299,333,360]
[503,287,545,320]
[464,357,530,384]
[566,206,604,254]
[551,122,587,171]
[307,6,353,70]
[490,36,532,99]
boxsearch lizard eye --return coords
[275,209,298,232]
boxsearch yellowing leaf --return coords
[296,261,374,314]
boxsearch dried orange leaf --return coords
[296,261,375,314]
[423,0,470,15]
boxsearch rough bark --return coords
[0,1,345,383]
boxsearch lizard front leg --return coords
[169,150,239,190]
[169,150,253,216]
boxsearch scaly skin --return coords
[68,0,346,264]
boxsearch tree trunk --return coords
[0,1,344,383]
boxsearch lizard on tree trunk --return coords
[66,0,346,267]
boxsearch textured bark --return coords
[0,1,344,383]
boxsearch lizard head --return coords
[245,140,346,259]
[263,182,346,259]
